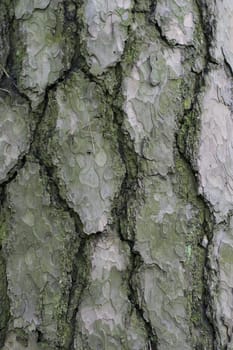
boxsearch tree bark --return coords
[0,1,232,349]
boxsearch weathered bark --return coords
[0,1,232,349]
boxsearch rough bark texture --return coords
[0,1,232,349]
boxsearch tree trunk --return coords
[0,1,232,349]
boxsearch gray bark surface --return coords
[0,1,232,349]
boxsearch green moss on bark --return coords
[0,252,10,347]
[175,155,214,349]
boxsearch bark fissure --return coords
[114,127,159,349]
[108,14,161,338]
[175,58,216,350]
[38,162,93,350]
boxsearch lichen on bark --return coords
[0,1,232,349]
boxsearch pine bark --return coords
[0,1,232,349]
